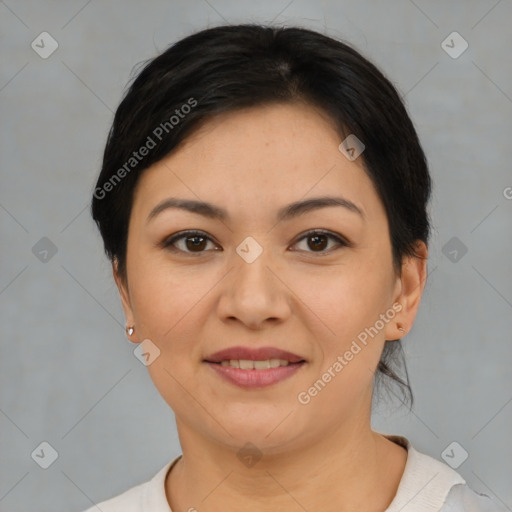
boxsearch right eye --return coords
[162,230,222,255]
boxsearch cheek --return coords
[294,270,388,413]
[128,238,194,317]
[295,262,393,405]
[129,266,210,411]
[131,268,204,343]
[299,261,391,338]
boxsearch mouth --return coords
[204,346,306,364]
[211,358,304,369]
[203,346,307,388]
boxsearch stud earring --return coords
[126,325,135,336]
[397,324,406,334]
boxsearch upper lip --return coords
[204,346,306,363]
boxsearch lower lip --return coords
[205,362,305,388]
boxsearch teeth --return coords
[219,359,290,369]
[254,360,270,370]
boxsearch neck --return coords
[166,416,407,512]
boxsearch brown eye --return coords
[307,233,328,251]
[184,234,207,251]
[292,230,348,254]
[163,230,219,254]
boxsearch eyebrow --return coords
[146,195,365,224]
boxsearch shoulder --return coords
[80,481,146,512]
[382,434,505,512]
[439,483,508,512]
[79,455,181,512]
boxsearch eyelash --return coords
[162,229,349,256]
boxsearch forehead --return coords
[130,102,385,226]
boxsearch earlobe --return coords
[385,241,428,341]
[112,258,138,343]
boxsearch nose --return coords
[216,244,292,330]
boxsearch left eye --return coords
[162,229,347,255]
[292,230,348,254]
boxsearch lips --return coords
[204,346,306,364]
[204,346,307,388]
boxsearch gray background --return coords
[1,1,511,511]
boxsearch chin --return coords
[217,409,304,450]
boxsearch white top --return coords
[82,434,506,511]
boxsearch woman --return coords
[86,24,504,512]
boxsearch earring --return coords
[126,325,135,336]
[397,324,406,334]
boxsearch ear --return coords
[112,258,138,343]
[384,241,428,341]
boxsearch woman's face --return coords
[114,102,426,453]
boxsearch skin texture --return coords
[113,102,428,512]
